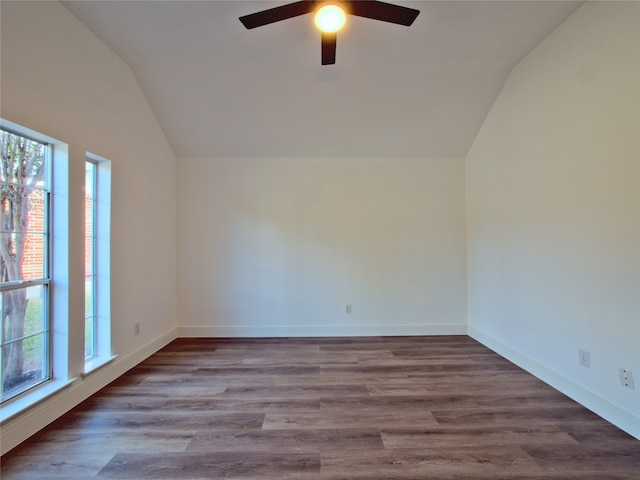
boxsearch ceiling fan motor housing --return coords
[239,1,420,65]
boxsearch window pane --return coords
[0,185,48,283]
[85,278,94,318]
[85,261,95,359]
[1,131,48,286]
[85,161,95,197]
[85,276,95,359]
[22,234,48,281]
[2,332,46,400]
[84,316,94,360]
[25,286,46,336]
[1,287,46,340]
[1,287,47,394]
[85,237,94,277]
[85,160,96,362]
[85,195,94,235]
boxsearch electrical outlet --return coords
[619,369,635,389]
[578,349,590,368]
[345,304,352,314]
[134,322,141,336]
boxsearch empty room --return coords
[0,0,638,478]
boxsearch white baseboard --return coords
[469,326,640,440]
[0,327,178,455]
[178,323,468,338]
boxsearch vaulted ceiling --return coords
[63,1,583,158]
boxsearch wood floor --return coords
[1,336,639,479]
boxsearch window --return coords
[85,161,96,360]
[83,154,111,374]
[0,120,111,419]
[0,129,51,402]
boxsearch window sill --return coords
[82,354,118,378]
[0,377,77,424]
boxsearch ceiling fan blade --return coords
[321,32,337,65]
[239,1,316,29]
[348,0,420,26]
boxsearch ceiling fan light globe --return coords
[314,4,346,33]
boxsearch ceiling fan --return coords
[239,1,420,65]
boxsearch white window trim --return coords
[0,377,76,423]
[83,152,111,375]
[0,119,71,417]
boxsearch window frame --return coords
[0,119,75,423]
[82,152,112,376]
[0,129,53,403]
[84,159,97,361]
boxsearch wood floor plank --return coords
[521,443,640,474]
[96,379,228,398]
[96,452,321,479]
[320,446,545,479]
[263,410,439,430]
[380,426,579,449]
[38,410,265,432]
[430,404,602,427]
[186,428,384,453]
[2,335,639,480]
[221,383,370,398]
[366,375,557,396]
[0,453,115,480]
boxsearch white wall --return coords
[466,1,639,438]
[178,157,467,337]
[0,1,178,453]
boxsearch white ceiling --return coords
[63,0,583,158]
